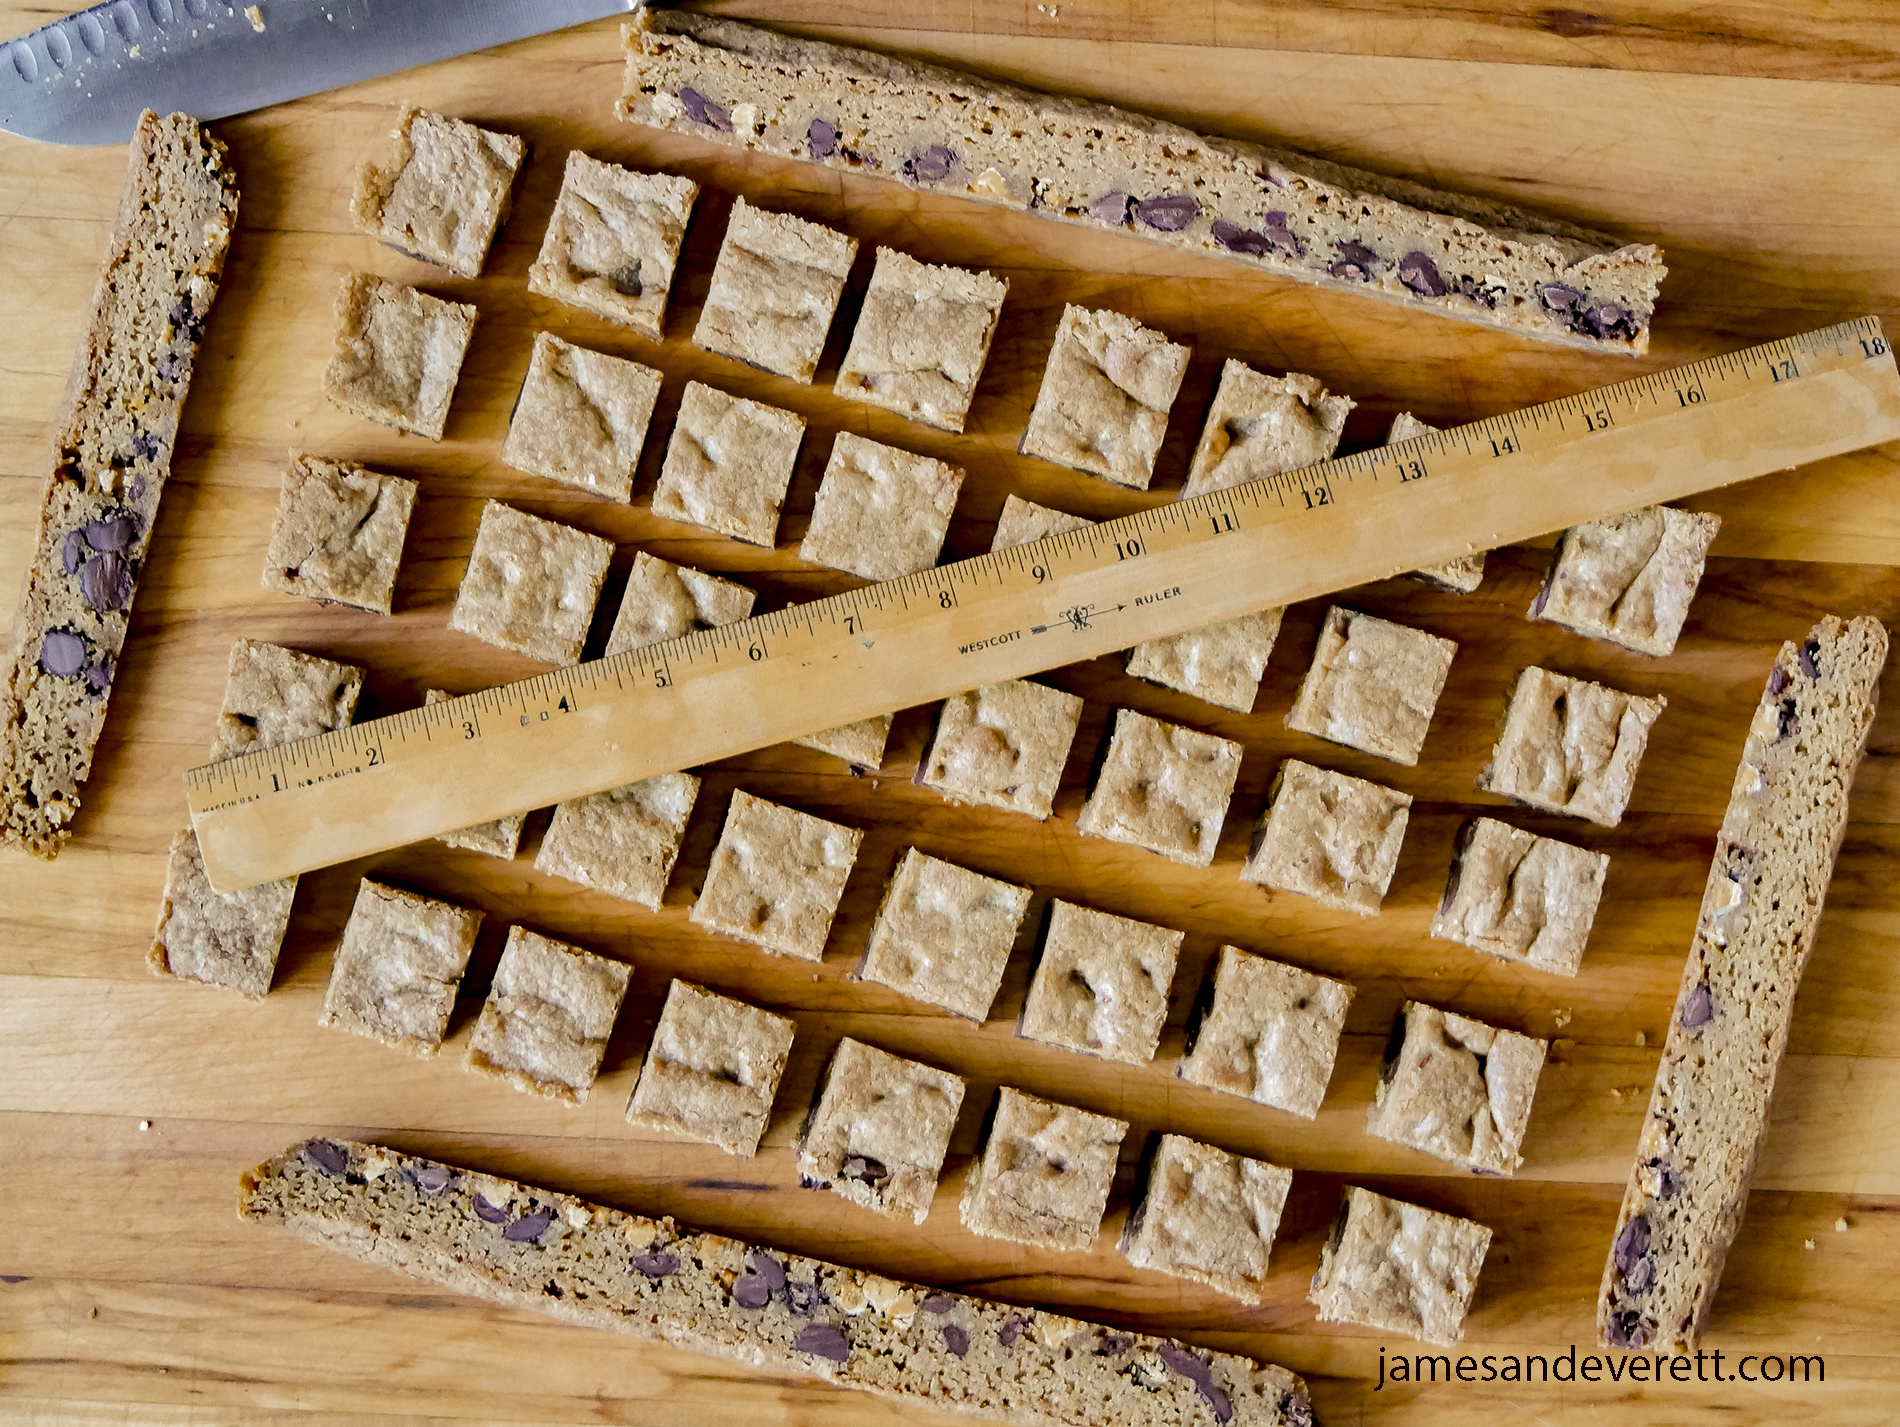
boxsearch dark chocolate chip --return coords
[304,1140,347,1176]
[504,1209,553,1242]
[127,476,147,504]
[998,1316,1029,1348]
[747,1252,786,1291]
[473,1196,507,1224]
[632,1251,681,1277]
[1606,1308,1648,1349]
[62,530,87,575]
[1157,1343,1212,1385]
[157,355,182,383]
[732,1273,772,1309]
[905,145,955,183]
[1777,699,1800,741]
[85,515,137,552]
[1624,1255,1655,1294]
[786,1281,820,1314]
[413,1164,451,1196]
[1094,1332,1134,1356]
[1613,1215,1650,1273]
[792,1323,850,1363]
[607,260,644,297]
[1209,219,1275,258]
[38,630,87,678]
[678,88,732,132]
[1768,663,1788,697]
[921,1293,956,1315]
[1088,191,1131,225]
[78,553,133,612]
[808,118,837,159]
[1334,239,1379,267]
[1282,1392,1315,1427]
[942,1323,969,1357]
[1681,983,1714,1029]
[1457,274,1501,308]
[1134,194,1197,232]
[1658,1166,1682,1198]
[1538,282,1584,312]
[1799,639,1821,680]
[130,432,161,463]
[1200,1381,1234,1423]
[84,660,112,696]
[1398,250,1447,297]
[1585,304,1632,339]
[842,1155,888,1185]
[1328,261,1369,282]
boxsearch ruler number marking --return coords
[1862,336,1889,358]
[1301,486,1332,510]
[1393,457,1426,482]
[1114,537,1143,560]
[1208,511,1236,535]
[1031,562,1050,583]
[1581,405,1614,432]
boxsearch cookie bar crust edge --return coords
[1,111,239,859]
[241,1136,1311,1426]
[620,11,1663,354]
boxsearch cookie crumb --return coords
[1635,1030,1647,1047]
[89,1308,98,1319]
[1553,1007,1573,1029]
[245,4,264,31]
[138,1120,151,1131]
[1804,1238,1817,1251]
[1836,1217,1849,1232]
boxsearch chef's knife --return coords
[1,0,631,145]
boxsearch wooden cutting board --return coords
[4,4,1900,1423]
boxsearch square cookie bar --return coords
[317,879,483,1057]
[1177,945,1354,1118]
[652,381,805,546]
[1076,709,1243,868]
[1242,759,1412,916]
[1480,667,1666,826]
[1120,1133,1293,1305]
[989,494,1094,552]
[527,151,698,341]
[834,248,1007,432]
[606,551,755,657]
[262,452,418,614]
[209,639,364,763]
[1366,1001,1549,1176]
[1019,900,1184,1065]
[350,106,526,278]
[690,790,863,960]
[1532,505,1721,656]
[959,1086,1129,1252]
[693,197,857,381]
[499,332,662,502]
[1431,818,1610,977]
[1388,412,1486,593]
[919,679,1084,821]
[1182,360,1353,500]
[858,849,1032,1020]
[1310,1187,1493,1346]
[449,502,614,665]
[466,926,631,1105]
[793,716,893,770]
[795,1036,967,1224]
[626,979,796,1157]
[535,772,700,910]
[1126,608,1284,714]
[798,432,963,581]
[1019,305,1190,490]
[425,690,528,858]
[322,273,476,440]
[1285,607,1458,766]
[148,828,298,1000]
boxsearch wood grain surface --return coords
[4,3,1900,1422]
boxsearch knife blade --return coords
[1,0,630,146]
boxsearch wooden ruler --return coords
[190,317,1900,891]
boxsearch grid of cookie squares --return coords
[166,101,1737,1364]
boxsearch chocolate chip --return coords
[732,1273,772,1309]
[1457,274,1501,308]
[413,1164,451,1196]
[473,1196,507,1224]
[842,1155,888,1185]
[504,1209,552,1242]
[1328,261,1369,282]
[632,1251,681,1277]
[85,515,137,552]
[1210,218,1297,258]
[607,260,644,297]
[1334,239,1378,267]
[1088,191,1131,225]
[157,355,182,383]
[1398,250,1447,297]
[1624,1255,1655,1294]
[792,1323,850,1363]
[1283,1392,1315,1427]
[130,432,161,463]
[1201,1382,1234,1423]
[942,1323,969,1356]
[1585,303,1632,339]
[1681,983,1713,1029]
[1777,698,1800,741]
[1157,1343,1212,1385]
[998,1316,1029,1348]
[808,118,837,159]
[1094,1332,1134,1356]
[1606,1308,1648,1349]
[1538,282,1584,312]
[1134,194,1197,231]
[786,1281,820,1314]
[747,1252,786,1291]
[905,145,955,183]
[921,1293,955,1315]
[84,659,112,696]
[127,476,147,504]
[62,531,87,575]
[1768,664,1788,697]
[1613,1215,1650,1273]
[38,631,87,678]
[304,1140,347,1175]
[1657,1166,1681,1198]
[678,88,731,132]
[79,553,133,612]
[1799,639,1822,679]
